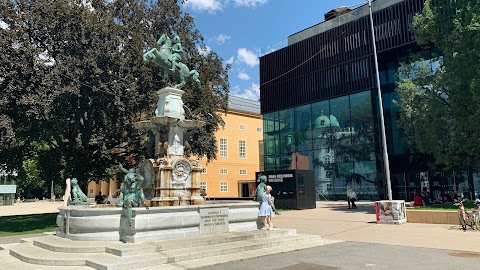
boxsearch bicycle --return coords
[454,199,480,230]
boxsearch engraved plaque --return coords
[199,207,229,234]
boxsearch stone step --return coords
[150,229,294,253]
[4,230,321,270]
[0,249,91,270]
[161,233,316,263]
[9,242,92,266]
[31,234,157,256]
[171,237,343,269]
[8,242,168,270]
[28,229,294,257]
[86,253,168,270]
[32,234,114,253]
[82,232,309,270]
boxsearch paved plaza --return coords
[1,201,480,269]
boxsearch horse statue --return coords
[143,34,201,90]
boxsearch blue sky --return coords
[181,0,366,101]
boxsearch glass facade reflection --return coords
[264,90,379,200]
[260,0,480,200]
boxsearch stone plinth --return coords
[56,202,259,243]
[155,87,185,120]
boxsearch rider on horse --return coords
[170,35,183,73]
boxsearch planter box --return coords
[406,209,458,225]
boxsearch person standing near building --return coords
[350,188,357,209]
[346,185,353,209]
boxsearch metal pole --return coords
[368,0,392,200]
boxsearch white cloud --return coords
[238,71,250,80]
[237,48,259,67]
[197,45,212,56]
[234,0,268,8]
[232,83,260,101]
[184,0,223,13]
[0,20,9,30]
[225,56,234,65]
[214,34,231,44]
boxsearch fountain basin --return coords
[56,201,259,243]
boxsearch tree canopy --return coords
[0,0,230,194]
[395,0,480,196]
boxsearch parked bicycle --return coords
[454,199,480,230]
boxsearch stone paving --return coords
[274,201,480,252]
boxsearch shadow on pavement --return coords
[318,201,377,215]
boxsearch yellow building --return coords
[88,96,262,199]
[199,96,262,198]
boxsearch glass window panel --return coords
[279,108,294,154]
[350,91,374,146]
[294,104,312,153]
[330,95,351,147]
[381,93,394,152]
[380,71,387,85]
[313,148,335,199]
[311,100,330,150]
[263,112,279,133]
[389,92,405,155]
[280,155,293,170]
[265,156,279,171]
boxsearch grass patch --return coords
[409,200,475,211]
[0,213,58,237]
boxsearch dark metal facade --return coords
[260,0,425,114]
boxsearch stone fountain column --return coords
[134,87,205,206]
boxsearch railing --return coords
[260,38,289,57]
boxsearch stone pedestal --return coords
[155,87,185,120]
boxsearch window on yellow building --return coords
[240,124,246,130]
[257,128,262,132]
[220,168,228,174]
[200,181,207,192]
[239,169,247,175]
[220,138,228,157]
[201,168,207,174]
[220,181,228,192]
[239,140,246,159]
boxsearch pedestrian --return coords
[350,188,357,209]
[346,185,353,209]
[258,185,274,230]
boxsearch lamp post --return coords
[368,0,393,200]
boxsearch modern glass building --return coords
[259,0,480,200]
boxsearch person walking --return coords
[346,186,353,209]
[258,185,274,230]
[350,188,357,209]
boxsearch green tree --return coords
[0,0,229,189]
[395,0,480,198]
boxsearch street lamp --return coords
[368,0,393,200]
